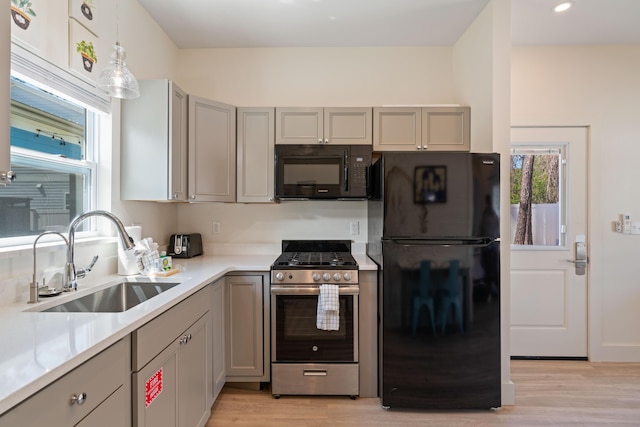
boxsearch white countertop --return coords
[0,253,378,415]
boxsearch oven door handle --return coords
[270,285,359,295]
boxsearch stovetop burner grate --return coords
[274,251,356,267]
[272,240,358,270]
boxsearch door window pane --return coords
[510,147,565,247]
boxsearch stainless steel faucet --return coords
[65,210,136,291]
[30,231,69,304]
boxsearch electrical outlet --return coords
[350,220,359,235]
[212,221,221,234]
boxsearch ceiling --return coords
[137,0,640,49]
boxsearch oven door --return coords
[271,285,359,363]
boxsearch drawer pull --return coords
[70,392,87,405]
[303,370,327,377]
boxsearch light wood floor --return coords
[206,360,640,426]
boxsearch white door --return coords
[510,127,588,358]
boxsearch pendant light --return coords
[96,0,139,99]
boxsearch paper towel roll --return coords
[118,225,142,275]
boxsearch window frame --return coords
[0,44,111,248]
[509,144,567,250]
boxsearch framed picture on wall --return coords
[414,166,447,204]
[69,19,100,81]
[69,0,101,36]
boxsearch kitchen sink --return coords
[42,281,181,313]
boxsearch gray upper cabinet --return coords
[421,106,470,151]
[121,80,188,201]
[373,107,422,151]
[188,96,236,202]
[374,106,470,151]
[276,107,372,145]
[237,107,275,203]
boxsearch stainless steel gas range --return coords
[270,240,359,399]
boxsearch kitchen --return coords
[2,0,640,425]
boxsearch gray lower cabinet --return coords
[225,273,270,382]
[358,270,378,398]
[0,337,131,427]
[132,287,211,427]
[210,278,226,402]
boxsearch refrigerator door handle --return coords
[387,237,497,247]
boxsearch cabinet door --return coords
[275,107,323,144]
[211,279,226,401]
[373,107,422,151]
[324,107,372,145]
[169,84,189,200]
[178,314,210,427]
[237,107,275,203]
[188,96,236,202]
[225,275,264,378]
[133,340,180,427]
[421,106,470,151]
[122,80,188,201]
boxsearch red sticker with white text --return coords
[145,368,163,408]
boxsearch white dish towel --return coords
[317,284,340,331]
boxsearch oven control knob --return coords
[343,273,352,282]
[322,273,331,281]
[275,272,285,281]
[312,273,321,282]
[333,273,341,281]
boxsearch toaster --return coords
[168,233,203,258]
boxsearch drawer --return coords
[0,337,130,427]
[271,363,359,396]
[132,286,209,370]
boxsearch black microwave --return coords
[275,144,372,200]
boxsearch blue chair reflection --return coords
[439,259,463,334]
[412,260,436,336]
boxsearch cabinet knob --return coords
[324,138,329,144]
[172,193,178,199]
[318,139,323,144]
[416,146,421,150]
[190,195,196,200]
[70,392,87,405]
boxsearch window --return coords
[510,146,566,247]
[0,76,98,239]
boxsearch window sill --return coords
[0,236,117,260]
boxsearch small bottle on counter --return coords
[159,251,172,271]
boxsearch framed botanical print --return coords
[69,0,101,36]
[69,18,99,81]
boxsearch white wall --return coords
[175,47,456,248]
[453,0,513,404]
[511,45,640,361]
[108,0,181,245]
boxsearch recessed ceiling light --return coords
[554,2,574,13]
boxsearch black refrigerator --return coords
[367,152,501,410]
